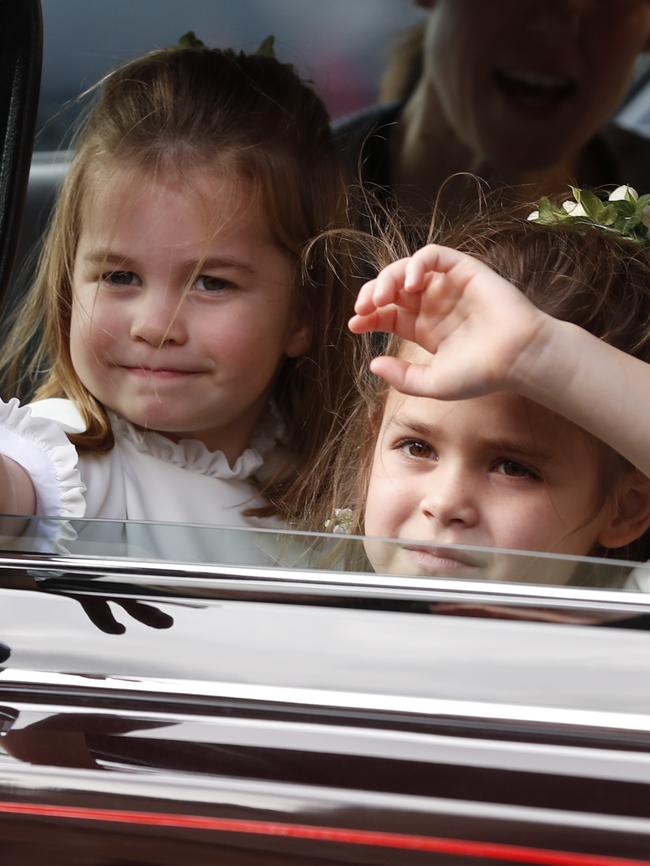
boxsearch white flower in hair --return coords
[324,507,355,534]
[527,184,650,244]
[562,198,587,217]
[609,185,648,237]
[608,185,639,202]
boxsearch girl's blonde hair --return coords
[3,46,361,524]
[319,205,650,562]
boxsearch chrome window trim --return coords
[3,669,650,735]
[1,551,650,612]
[5,698,650,782]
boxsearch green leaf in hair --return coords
[255,35,276,58]
[528,185,650,244]
[576,189,602,222]
[178,31,206,49]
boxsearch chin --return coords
[117,405,184,433]
[494,146,570,175]
[479,129,577,175]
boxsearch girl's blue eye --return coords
[195,275,230,293]
[398,439,435,460]
[102,270,138,286]
[494,459,540,480]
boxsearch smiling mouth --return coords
[122,366,201,379]
[494,68,576,112]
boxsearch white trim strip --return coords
[3,669,650,735]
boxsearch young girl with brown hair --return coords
[0,44,358,530]
[329,189,650,581]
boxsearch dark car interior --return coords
[0,0,42,317]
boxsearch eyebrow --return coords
[81,249,256,274]
[487,437,556,465]
[387,415,557,464]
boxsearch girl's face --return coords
[363,386,631,582]
[420,0,650,172]
[70,166,309,462]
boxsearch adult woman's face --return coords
[419,0,650,171]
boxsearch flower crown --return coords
[176,32,297,76]
[528,185,650,243]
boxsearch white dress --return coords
[0,397,288,563]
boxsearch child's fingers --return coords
[355,272,411,316]
[354,278,379,315]
[349,306,400,335]
[404,256,426,292]
[369,355,412,390]
[356,245,479,318]
[372,257,412,307]
[370,355,440,398]
[348,313,372,334]
[409,243,475,277]
[370,245,473,308]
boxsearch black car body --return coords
[1,519,650,864]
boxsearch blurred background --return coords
[37,0,424,149]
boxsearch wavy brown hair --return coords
[316,203,650,564]
[2,46,361,523]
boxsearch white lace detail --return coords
[108,411,281,482]
[0,397,85,519]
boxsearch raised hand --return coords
[349,244,551,401]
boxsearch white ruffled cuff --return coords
[0,398,86,519]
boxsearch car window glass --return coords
[1,515,648,594]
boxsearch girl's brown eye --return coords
[195,275,231,293]
[102,270,138,286]
[399,439,434,459]
[494,459,540,480]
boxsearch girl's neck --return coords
[389,81,578,220]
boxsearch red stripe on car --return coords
[0,800,647,866]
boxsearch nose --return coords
[419,462,480,529]
[129,287,188,347]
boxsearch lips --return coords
[493,67,576,112]
[403,545,482,575]
[120,365,202,378]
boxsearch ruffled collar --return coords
[108,410,281,482]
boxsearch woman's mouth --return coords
[493,67,577,113]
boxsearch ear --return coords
[597,470,650,550]
[284,321,312,359]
